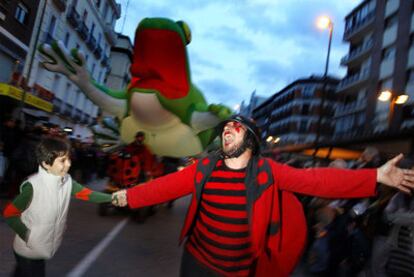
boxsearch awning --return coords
[0,83,53,112]
[301,147,362,160]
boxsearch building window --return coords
[91,63,96,77]
[382,46,396,60]
[15,3,28,24]
[48,16,56,35]
[64,32,70,47]
[384,14,398,29]
[302,86,314,98]
[302,104,310,115]
[380,77,393,90]
[83,10,88,21]
[407,69,414,84]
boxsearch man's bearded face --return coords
[222,121,247,157]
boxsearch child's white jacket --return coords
[13,166,72,259]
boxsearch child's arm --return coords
[2,182,32,242]
[71,180,111,203]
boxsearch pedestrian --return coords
[112,114,414,277]
[0,141,8,194]
[123,131,155,183]
[2,136,112,277]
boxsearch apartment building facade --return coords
[253,76,339,150]
[26,0,121,139]
[0,0,48,121]
[335,0,414,143]
[105,33,132,91]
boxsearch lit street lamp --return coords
[317,15,333,77]
[313,16,334,157]
[378,90,409,105]
[377,90,410,131]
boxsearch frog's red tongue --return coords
[129,28,190,99]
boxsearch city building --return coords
[105,32,132,91]
[0,0,47,121]
[253,76,339,151]
[335,0,414,147]
[24,0,121,140]
[239,90,267,118]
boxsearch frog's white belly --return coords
[120,93,203,157]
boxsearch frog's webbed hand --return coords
[39,41,90,86]
[39,41,127,119]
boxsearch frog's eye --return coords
[176,20,191,45]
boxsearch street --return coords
[0,178,307,277]
[0,178,187,276]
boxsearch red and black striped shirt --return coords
[186,160,254,276]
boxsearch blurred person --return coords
[0,141,8,194]
[2,136,111,277]
[124,131,155,183]
[112,115,414,277]
[354,146,381,169]
[7,127,44,198]
[367,157,414,277]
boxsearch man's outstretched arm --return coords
[112,162,197,208]
[275,154,414,198]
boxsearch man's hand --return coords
[112,190,128,207]
[377,154,414,194]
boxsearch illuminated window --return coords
[15,2,28,24]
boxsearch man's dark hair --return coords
[135,131,145,138]
[36,136,71,168]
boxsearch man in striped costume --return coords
[112,115,414,276]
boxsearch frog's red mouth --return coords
[129,28,190,99]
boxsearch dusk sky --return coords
[115,0,362,109]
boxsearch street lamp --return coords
[313,16,334,158]
[378,90,409,104]
[377,90,410,131]
[317,15,333,77]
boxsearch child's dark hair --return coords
[36,136,71,168]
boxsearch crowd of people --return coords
[0,117,107,199]
[277,147,414,277]
[1,114,414,277]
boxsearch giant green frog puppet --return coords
[39,18,232,157]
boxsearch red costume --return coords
[126,156,377,276]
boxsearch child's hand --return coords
[112,190,127,207]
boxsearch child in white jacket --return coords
[3,136,111,277]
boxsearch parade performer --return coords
[112,115,414,277]
[39,17,232,157]
[3,137,111,277]
[123,131,155,182]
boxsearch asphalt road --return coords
[0,178,307,277]
[0,178,188,277]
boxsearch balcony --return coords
[86,35,97,51]
[94,45,102,59]
[52,0,67,12]
[66,5,80,29]
[43,32,55,45]
[343,11,375,42]
[104,22,117,45]
[76,22,89,41]
[334,100,367,117]
[336,69,370,93]
[340,40,373,67]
